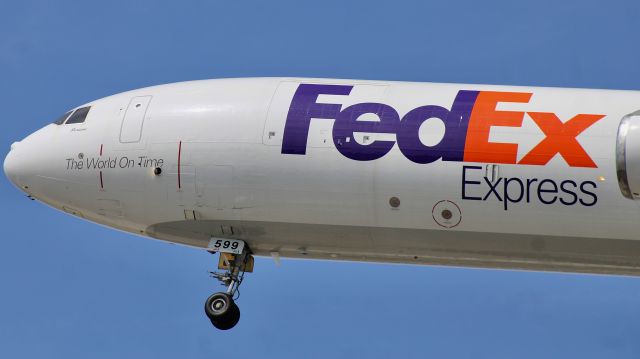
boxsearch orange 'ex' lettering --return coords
[464,91,604,167]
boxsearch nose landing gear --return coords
[204,241,253,330]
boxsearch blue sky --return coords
[2,0,640,358]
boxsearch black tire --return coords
[210,303,240,330]
[204,292,234,320]
[204,292,241,330]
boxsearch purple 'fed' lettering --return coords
[281,83,479,164]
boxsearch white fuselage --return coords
[5,78,640,275]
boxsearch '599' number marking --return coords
[213,239,239,250]
[208,238,245,254]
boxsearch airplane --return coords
[4,77,640,330]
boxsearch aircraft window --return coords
[53,111,73,125]
[65,106,91,124]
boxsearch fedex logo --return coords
[281,84,605,168]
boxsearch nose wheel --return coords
[204,292,240,330]
[204,240,253,330]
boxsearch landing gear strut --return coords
[204,241,253,330]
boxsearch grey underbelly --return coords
[145,219,640,276]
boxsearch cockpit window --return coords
[65,106,91,124]
[53,111,72,125]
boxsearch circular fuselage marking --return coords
[432,200,462,228]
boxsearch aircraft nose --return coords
[3,142,28,191]
[4,142,22,188]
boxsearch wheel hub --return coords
[211,299,226,312]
